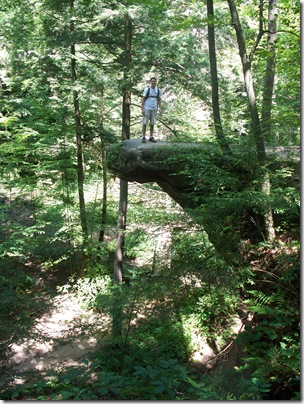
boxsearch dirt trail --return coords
[0,189,244,393]
[0,267,246,399]
[10,294,110,372]
[1,285,111,389]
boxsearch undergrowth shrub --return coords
[0,359,244,400]
[57,275,112,310]
[192,286,239,337]
[235,241,300,400]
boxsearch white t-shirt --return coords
[142,86,162,111]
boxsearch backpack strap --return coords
[144,86,160,100]
[144,86,150,100]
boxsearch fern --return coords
[245,290,272,314]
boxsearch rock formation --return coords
[107,139,300,263]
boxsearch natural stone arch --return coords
[107,139,300,263]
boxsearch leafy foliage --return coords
[235,241,300,400]
[0,0,300,400]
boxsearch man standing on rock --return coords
[141,77,162,143]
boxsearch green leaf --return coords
[154,385,166,394]
[99,387,109,395]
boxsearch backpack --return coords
[144,86,160,100]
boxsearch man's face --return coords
[150,79,157,88]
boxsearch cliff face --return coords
[107,139,300,263]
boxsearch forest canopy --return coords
[0,0,300,400]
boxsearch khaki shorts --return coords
[142,109,157,125]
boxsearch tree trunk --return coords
[99,140,108,243]
[121,21,132,141]
[98,83,108,243]
[227,0,276,242]
[206,0,231,154]
[227,0,266,164]
[71,47,87,236]
[114,14,132,286]
[262,170,276,242]
[114,180,128,285]
[261,0,277,142]
[70,0,88,275]
[261,0,278,242]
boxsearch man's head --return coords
[150,77,157,88]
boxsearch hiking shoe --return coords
[149,137,157,143]
[142,137,146,143]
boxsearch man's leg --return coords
[142,124,147,137]
[142,111,149,143]
[148,110,157,142]
[149,126,157,142]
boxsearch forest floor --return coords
[0,260,111,391]
[0,186,245,396]
[0,258,244,395]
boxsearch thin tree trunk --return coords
[71,48,87,235]
[99,139,108,242]
[98,83,108,243]
[70,0,88,274]
[114,14,132,286]
[206,0,231,154]
[114,180,128,285]
[262,170,276,242]
[261,0,277,141]
[62,134,75,275]
[261,0,278,242]
[227,0,276,242]
[227,0,266,164]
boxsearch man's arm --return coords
[158,97,162,115]
[141,87,148,114]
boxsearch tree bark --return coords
[98,82,108,243]
[121,15,132,141]
[206,0,231,154]
[261,0,277,142]
[227,0,266,164]
[114,180,128,285]
[227,0,278,242]
[70,0,88,275]
[99,136,108,243]
[114,14,132,286]
[261,0,278,242]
